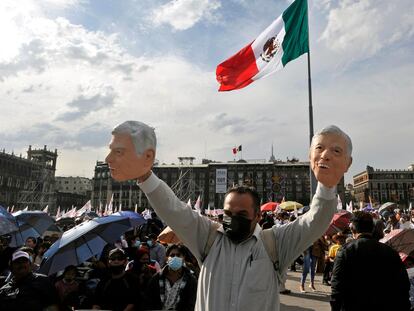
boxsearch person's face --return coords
[223,192,260,235]
[64,270,77,282]
[310,133,352,188]
[105,133,154,181]
[11,258,31,280]
[25,239,36,249]
[167,249,183,260]
[139,253,150,265]
[108,254,127,267]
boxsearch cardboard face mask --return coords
[105,133,154,181]
[309,133,352,188]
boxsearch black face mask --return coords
[223,215,252,243]
[109,265,125,275]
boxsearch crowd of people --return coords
[1,203,412,310]
[0,212,200,310]
[0,121,412,310]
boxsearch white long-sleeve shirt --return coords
[139,173,337,311]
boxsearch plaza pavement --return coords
[280,270,332,311]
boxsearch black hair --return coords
[225,185,261,214]
[350,211,374,234]
[166,244,188,258]
[26,236,36,244]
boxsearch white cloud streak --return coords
[152,0,221,30]
[320,0,414,62]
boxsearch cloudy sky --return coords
[0,0,413,184]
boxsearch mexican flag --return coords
[216,0,309,91]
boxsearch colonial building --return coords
[353,165,414,208]
[56,177,92,195]
[91,157,346,212]
[55,177,92,210]
[0,146,57,211]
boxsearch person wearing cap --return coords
[92,248,142,311]
[0,250,59,310]
[330,211,411,310]
[105,121,352,311]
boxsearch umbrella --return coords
[0,206,18,235]
[379,202,397,213]
[362,205,375,212]
[158,226,181,244]
[260,202,278,212]
[113,211,146,228]
[325,210,352,236]
[380,228,414,257]
[77,211,99,219]
[10,211,55,246]
[39,215,132,276]
[279,201,303,211]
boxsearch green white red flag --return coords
[216,0,309,91]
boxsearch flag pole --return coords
[306,0,317,201]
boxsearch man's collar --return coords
[252,223,262,239]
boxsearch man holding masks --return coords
[105,121,353,311]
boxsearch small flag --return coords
[337,194,342,211]
[107,194,114,215]
[194,195,202,214]
[216,0,309,91]
[186,198,192,208]
[346,201,353,213]
[232,145,242,155]
[55,206,61,219]
[135,203,138,213]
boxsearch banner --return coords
[216,169,227,193]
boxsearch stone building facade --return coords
[353,165,414,208]
[0,146,57,211]
[91,158,346,212]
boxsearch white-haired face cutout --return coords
[105,132,154,181]
[309,133,352,188]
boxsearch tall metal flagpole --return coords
[306,0,317,200]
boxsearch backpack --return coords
[203,222,279,271]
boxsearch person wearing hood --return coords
[146,244,197,311]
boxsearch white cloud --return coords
[320,0,414,64]
[0,0,412,185]
[152,0,221,30]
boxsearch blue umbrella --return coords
[10,211,55,246]
[112,210,146,228]
[0,206,18,236]
[39,215,131,276]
